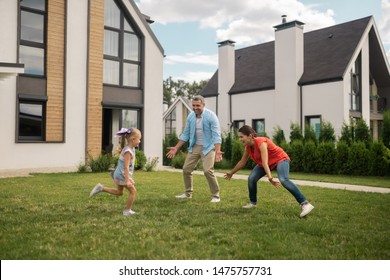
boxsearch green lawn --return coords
[216,169,390,188]
[0,171,389,260]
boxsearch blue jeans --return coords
[247,160,307,205]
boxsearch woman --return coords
[224,125,314,218]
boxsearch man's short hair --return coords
[192,95,205,104]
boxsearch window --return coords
[19,0,46,76]
[233,120,245,131]
[121,109,139,129]
[165,109,176,136]
[306,116,321,139]
[18,98,47,141]
[350,53,362,111]
[252,119,265,136]
[104,0,141,87]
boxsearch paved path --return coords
[159,166,390,194]
[1,166,389,194]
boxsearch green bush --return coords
[304,124,318,144]
[303,141,317,173]
[319,121,336,143]
[214,158,233,170]
[381,110,390,149]
[88,153,114,172]
[290,122,303,143]
[171,151,187,169]
[348,142,370,175]
[316,142,336,174]
[144,157,159,172]
[135,149,147,170]
[339,122,352,145]
[355,119,372,146]
[336,141,350,175]
[272,126,286,146]
[289,140,304,172]
[369,142,390,176]
[231,139,244,164]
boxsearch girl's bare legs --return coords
[103,185,124,196]
[124,185,137,210]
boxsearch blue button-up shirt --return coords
[180,108,222,155]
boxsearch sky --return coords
[134,0,390,83]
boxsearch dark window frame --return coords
[252,118,266,136]
[17,95,47,142]
[19,1,47,78]
[103,0,141,88]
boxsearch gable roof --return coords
[201,16,389,97]
[163,96,192,119]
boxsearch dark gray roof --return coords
[201,16,382,97]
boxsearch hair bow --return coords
[115,128,133,137]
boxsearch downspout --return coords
[229,93,232,129]
[300,85,303,130]
[85,0,91,163]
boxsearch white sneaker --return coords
[123,209,136,216]
[242,203,257,209]
[89,183,104,197]
[175,193,192,199]
[210,197,220,203]
[300,203,314,217]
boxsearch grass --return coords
[216,169,390,188]
[0,171,389,260]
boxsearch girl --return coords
[90,128,141,216]
[224,125,314,218]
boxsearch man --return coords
[166,95,223,202]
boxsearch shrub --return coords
[88,153,114,172]
[315,142,336,174]
[303,141,317,173]
[223,131,233,161]
[144,157,159,172]
[272,126,286,146]
[319,121,336,143]
[336,141,350,175]
[369,142,390,176]
[381,110,390,149]
[289,140,304,172]
[348,142,370,175]
[135,149,147,170]
[304,124,318,144]
[355,119,372,146]
[171,151,186,169]
[214,158,233,170]
[339,122,352,145]
[290,123,303,143]
[231,138,244,165]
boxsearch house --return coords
[0,0,164,172]
[163,96,192,139]
[201,16,390,141]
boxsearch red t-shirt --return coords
[246,137,290,169]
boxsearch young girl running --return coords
[89,128,141,216]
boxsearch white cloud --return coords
[137,0,336,47]
[380,0,390,44]
[173,71,216,83]
[165,52,218,66]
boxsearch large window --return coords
[19,0,46,76]
[350,53,362,111]
[252,119,265,136]
[104,0,141,87]
[306,116,321,139]
[165,109,176,136]
[18,98,47,141]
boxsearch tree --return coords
[272,126,286,146]
[290,122,303,143]
[355,118,371,146]
[163,77,209,106]
[339,122,352,145]
[381,110,390,149]
[319,121,335,143]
